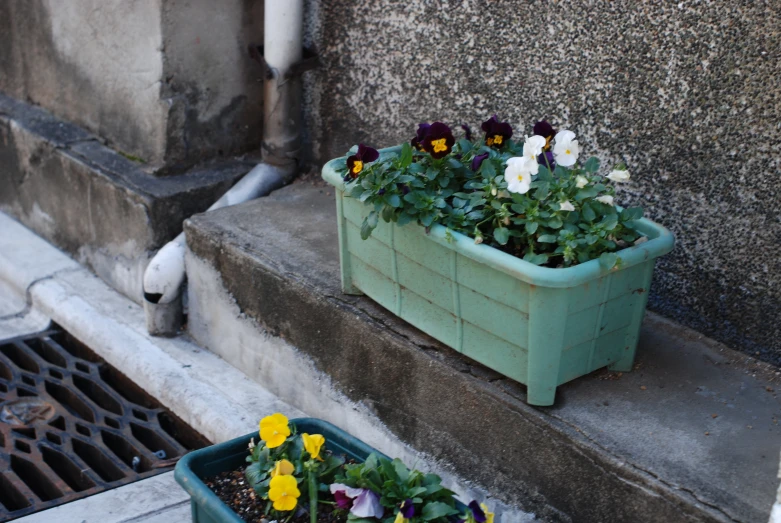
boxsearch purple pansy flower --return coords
[352,489,383,518]
[333,490,353,510]
[397,183,411,195]
[480,115,513,148]
[468,501,487,523]
[471,152,489,172]
[329,484,383,518]
[537,150,555,170]
[411,123,432,151]
[421,122,455,159]
[400,499,415,519]
[346,144,380,179]
[460,124,473,141]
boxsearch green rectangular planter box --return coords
[175,418,391,523]
[322,147,675,406]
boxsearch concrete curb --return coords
[0,211,301,445]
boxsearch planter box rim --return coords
[322,147,674,289]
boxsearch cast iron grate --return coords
[0,327,210,521]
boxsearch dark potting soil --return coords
[205,467,348,523]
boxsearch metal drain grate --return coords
[0,327,210,521]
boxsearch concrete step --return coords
[0,92,253,303]
[183,181,781,523]
[0,213,536,522]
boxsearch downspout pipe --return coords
[143,0,304,336]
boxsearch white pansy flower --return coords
[596,195,614,206]
[606,169,631,182]
[553,130,579,167]
[504,157,534,194]
[559,200,575,212]
[575,175,588,188]
[523,135,547,163]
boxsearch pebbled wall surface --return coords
[301,0,781,364]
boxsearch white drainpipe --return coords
[143,0,304,336]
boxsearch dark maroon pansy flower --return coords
[460,124,473,141]
[533,120,557,150]
[480,115,512,148]
[334,490,353,510]
[421,122,455,159]
[400,499,415,519]
[471,152,489,172]
[411,122,432,151]
[346,144,379,179]
[468,501,486,523]
[397,183,411,195]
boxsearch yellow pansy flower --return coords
[259,413,291,449]
[302,433,325,460]
[268,474,300,511]
[480,503,494,523]
[270,459,295,478]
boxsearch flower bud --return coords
[491,187,498,196]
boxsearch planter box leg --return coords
[527,288,568,406]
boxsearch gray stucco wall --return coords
[0,0,264,169]
[302,1,781,363]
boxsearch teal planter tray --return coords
[322,148,675,406]
[175,418,390,523]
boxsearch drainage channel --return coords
[0,326,210,521]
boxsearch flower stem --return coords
[308,469,318,523]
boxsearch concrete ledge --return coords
[0,92,252,302]
[184,182,781,523]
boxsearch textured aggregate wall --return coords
[302,0,781,363]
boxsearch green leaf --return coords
[399,143,413,168]
[381,205,395,223]
[361,211,379,240]
[426,168,439,181]
[245,462,264,486]
[532,181,550,200]
[537,165,553,181]
[537,234,557,243]
[575,188,598,201]
[480,160,496,177]
[621,207,643,221]
[600,214,618,231]
[392,459,410,483]
[458,139,473,153]
[452,197,467,208]
[421,502,459,521]
[581,202,596,222]
[523,253,549,265]
[385,194,401,208]
[494,227,510,245]
[397,212,414,226]
[360,190,374,202]
[447,158,462,169]
[547,216,563,229]
[599,252,619,269]
[525,221,539,234]
[419,212,436,227]
[584,156,600,173]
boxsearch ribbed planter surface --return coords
[322,148,675,406]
